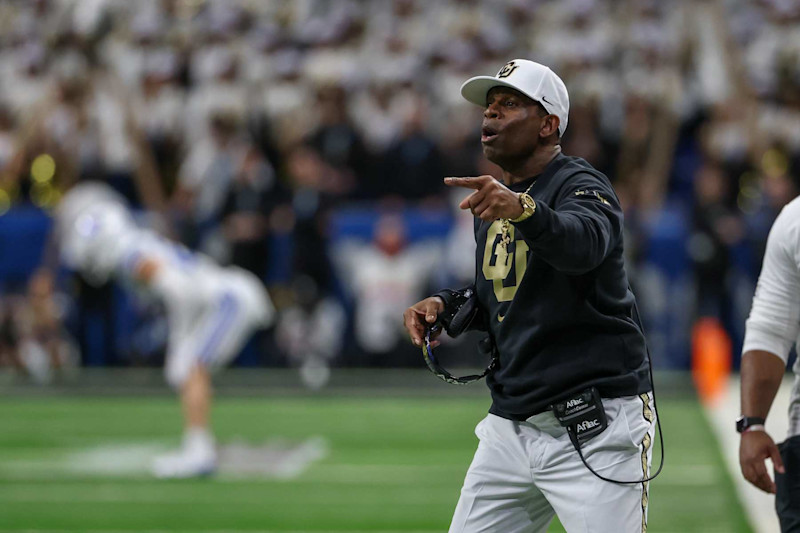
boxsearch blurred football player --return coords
[54,181,274,478]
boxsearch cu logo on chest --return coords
[482,220,530,302]
[497,61,518,79]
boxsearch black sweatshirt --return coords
[448,154,651,420]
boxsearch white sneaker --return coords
[152,446,217,479]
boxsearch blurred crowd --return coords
[0,0,799,378]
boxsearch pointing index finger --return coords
[444,176,489,190]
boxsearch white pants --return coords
[450,393,656,533]
[164,268,273,387]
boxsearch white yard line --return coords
[0,530,733,533]
[0,438,329,481]
[704,376,793,533]
[0,530,446,533]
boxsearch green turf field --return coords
[0,391,750,532]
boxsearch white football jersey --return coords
[56,182,220,290]
[56,182,275,385]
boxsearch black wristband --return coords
[736,416,766,433]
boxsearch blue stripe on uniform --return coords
[198,293,239,365]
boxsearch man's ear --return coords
[539,115,560,138]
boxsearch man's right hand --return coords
[403,297,445,347]
[739,430,785,494]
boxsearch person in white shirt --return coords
[55,181,275,478]
[739,195,800,531]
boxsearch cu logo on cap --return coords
[497,61,518,78]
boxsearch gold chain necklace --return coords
[499,179,536,252]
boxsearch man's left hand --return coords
[739,430,785,494]
[445,176,523,221]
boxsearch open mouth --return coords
[481,126,499,144]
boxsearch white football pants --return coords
[450,393,656,533]
[164,269,273,388]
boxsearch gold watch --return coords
[510,193,536,223]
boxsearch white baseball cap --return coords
[461,59,570,137]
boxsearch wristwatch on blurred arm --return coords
[736,416,766,433]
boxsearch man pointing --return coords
[403,59,656,532]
